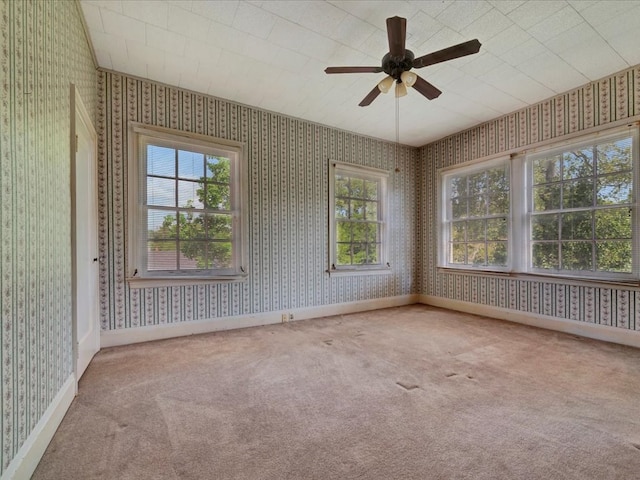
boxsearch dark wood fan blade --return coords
[325,66,383,74]
[413,39,481,69]
[412,75,442,100]
[386,16,406,58]
[359,85,381,106]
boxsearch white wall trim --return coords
[420,295,640,349]
[101,295,420,348]
[1,375,75,480]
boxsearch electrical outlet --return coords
[289,313,294,320]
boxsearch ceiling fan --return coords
[325,16,481,106]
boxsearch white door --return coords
[73,87,100,381]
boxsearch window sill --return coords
[437,267,640,289]
[328,268,392,277]
[127,274,248,289]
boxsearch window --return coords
[440,158,510,271]
[128,124,247,286]
[528,132,636,279]
[439,125,639,282]
[329,162,389,275]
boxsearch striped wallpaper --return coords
[0,0,96,474]
[97,71,419,331]
[420,65,640,331]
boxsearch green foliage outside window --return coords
[530,137,633,273]
[335,174,381,266]
[147,149,233,271]
[448,164,510,267]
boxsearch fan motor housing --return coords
[382,50,415,79]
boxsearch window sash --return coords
[526,131,637,279]
[440,158,511,271]
[330,163,389,272]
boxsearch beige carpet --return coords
[33,305,640,479]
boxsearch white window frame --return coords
[439,156,511,273]
[328,161,391,276]
[127,123,248,288]
[438,124,640,283]
[524,127,639,281]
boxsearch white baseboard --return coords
[419,295,640,349]
[101,295,420,348]
[1,375,75,480]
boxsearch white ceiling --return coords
[79,0,640,147]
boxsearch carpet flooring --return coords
[33,305,640,479]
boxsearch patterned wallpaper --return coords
[0,0,96,474]
[420,65,640,332]
[97,71,418,331]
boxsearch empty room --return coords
[3,0,640,478]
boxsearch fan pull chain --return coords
[395,94,400,172]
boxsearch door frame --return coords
[70,84,99,389]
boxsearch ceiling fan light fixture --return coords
[377,75,394,94]
[395,81,407,98]
[400,70,417,87]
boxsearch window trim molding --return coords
[126,122,248,287]
[328,161,391,276]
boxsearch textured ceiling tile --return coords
[330,0,420,29]
[580,0,640,27]
[436,0,493,31]
[232,1,277,39]
[167,5,211,42]
[460,8,512,41]
[481,23,530,56]
[298,1,349,36]
[80,3,104,32]
[126,39,165,66]
[93,48,112,69]
[595,4,640,39]
[147,62,179,87]
[544,22,599,53]
[178,74,211,94]
[607,29,640,66]
[487,0,525,15]
[527,5,584,43]
[409,0,455,18]
[191,0,239,25]
[557,37,628,80]
[166,0,193,9]
[508,1,566,30]
[463,83,527,114]
[331,14,379,50]
[567,0,599,11]
[357,29,388,58]
[111,57,147,78]
[257,0,307,24]
[407,11,445,49]
[459,51,504,77]
[122,0,168,28]
[89,30,127,57]
[84,0,123,14]
[500,38,546,66]
[415,25,465,54]
[517,51,589,93]
[489,72,555,104]
[183,38,222,64]
[100,8,146,43]
[146,24,186,56]
[207,21,249,55]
